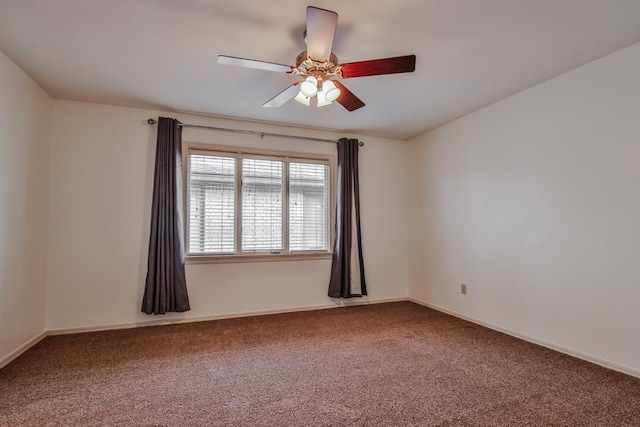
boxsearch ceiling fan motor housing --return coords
[295,51,342,85]
[296,51,339,68]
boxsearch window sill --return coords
[185,252,333,264]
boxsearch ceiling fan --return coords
[217,6,416,111]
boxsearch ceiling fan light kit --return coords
[218,6,416,112]
[296,76,342,107]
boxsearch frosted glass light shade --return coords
[317,89,331,107]
[322,80,341,102]
[294,90,311,106]
[300,76,318,97]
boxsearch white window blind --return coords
[289,162,330,251]
[241,158,285,252]
[188,154,236,254]
[185,147,331,258]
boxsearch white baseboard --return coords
[5,298,638,380]
[0,331,47,369]
[3,298,407,367]
[408,297,640,379]
[47,297,409,336]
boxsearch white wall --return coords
[0,50,52,364]
[47,101,410,331]
[408,42,640,374]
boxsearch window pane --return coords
[242,159,284,252]
[188,154,236,254]
[289,162,329,251]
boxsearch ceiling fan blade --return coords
[306,6,338,62]
[333,81,365,112]
[218,55,293,73]
[263,84,300,108]
[340,55,416,78]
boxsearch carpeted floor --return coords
[1,301,639,426]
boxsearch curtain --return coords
[141,117,190,314]
[328,138,367,298]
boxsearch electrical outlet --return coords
[461,284,467,295]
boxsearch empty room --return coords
[1,1,639,425]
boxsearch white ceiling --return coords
[1,1,639,140]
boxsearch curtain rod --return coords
[146,118,364,146]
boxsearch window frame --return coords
[183,142,336,264]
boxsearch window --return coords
[186,146,332,259]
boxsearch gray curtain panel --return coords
[141,117,190,314]
[328,138,367,298]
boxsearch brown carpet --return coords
[1,302,639,426]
